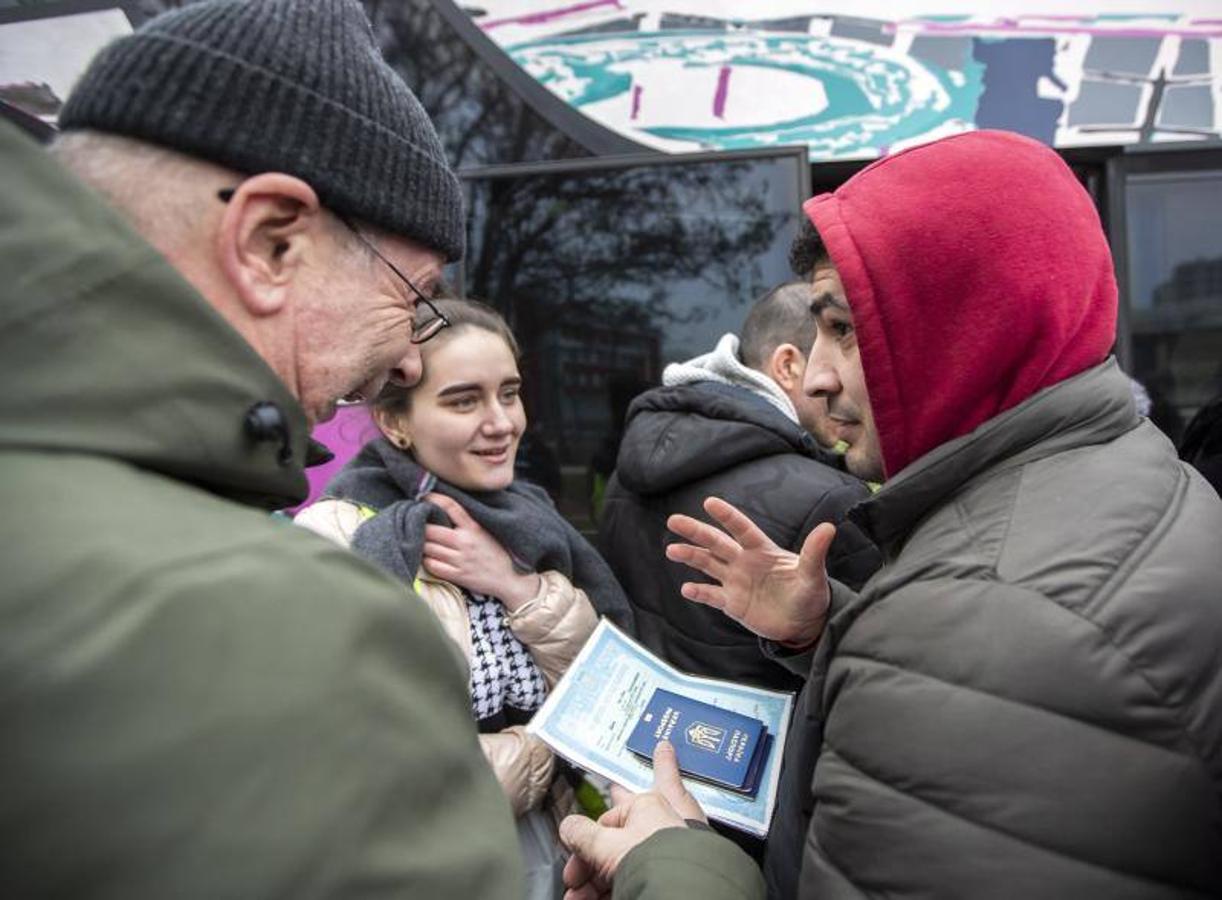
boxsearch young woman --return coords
[295,299,631,897]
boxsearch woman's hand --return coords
[421,493,541,612]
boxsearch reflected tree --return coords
[129,0,589,169]
[366,0,588,168]
[461,156,798,492]
[465,160,789,349]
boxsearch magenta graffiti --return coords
[480,0,624,31]
[631,83,643,120]
[713,66,731,119]
[905,19,1222,39]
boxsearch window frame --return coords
[1105,143,1222,374]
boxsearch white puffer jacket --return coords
[295,497,598,816]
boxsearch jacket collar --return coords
[615,382,831,494]
[661,333,801,426]
[849,358,1138,551]
[0,120,317,510]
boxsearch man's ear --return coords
[215,173,324,318]
[768,343,805,391]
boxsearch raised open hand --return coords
[666,496,834,647]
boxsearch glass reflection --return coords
[366,0,589,168]
[1127,172,1222,444]
[462,152,806,531]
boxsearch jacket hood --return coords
[804,130,1117,478]
[662,333,800,425]
[0,121,317,509]
[615,382,824,495]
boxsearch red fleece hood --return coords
[804,130,1117,479]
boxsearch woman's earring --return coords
[395,436,411,450]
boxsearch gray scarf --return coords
[324,437,634,631]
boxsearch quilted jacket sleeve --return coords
[506,570,598,687]
[796,482,881,593]
[480,725,556,817]
[802,578,1222,899]
[614,828,764,900]
[292,498,367,547]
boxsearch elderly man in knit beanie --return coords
[0,1,526,897]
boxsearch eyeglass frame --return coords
[216,188,450,344]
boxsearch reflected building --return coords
[532,320,661,466]
[1153,258,1222,321]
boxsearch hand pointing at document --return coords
[559,740,706,900]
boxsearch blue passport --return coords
[625,688,769,793]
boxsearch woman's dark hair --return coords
[372,298,519,415]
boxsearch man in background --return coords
[598,281,882,878]
[600,282,879,694]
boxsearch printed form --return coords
[527,619,793,836]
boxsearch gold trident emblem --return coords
[686,721,725,752]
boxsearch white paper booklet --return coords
[527,619,793,837]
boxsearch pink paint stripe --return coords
[712,66,731,119]
[907,21,1222,38]
[630,84,643,120]
[481,0,623,31]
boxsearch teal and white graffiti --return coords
[509,30,983,158]
[475,2,1222,160]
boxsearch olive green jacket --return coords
[0,120,523,899]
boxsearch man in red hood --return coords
[557,131,1222,900]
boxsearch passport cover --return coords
[625,688,768,792]
[736,731,772,797]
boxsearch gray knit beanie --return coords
[59,0,465,261]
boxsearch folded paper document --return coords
[526,620,793,836]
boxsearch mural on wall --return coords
[469,0,1222,159]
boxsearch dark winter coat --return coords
[600,382,881,692]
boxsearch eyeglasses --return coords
[216,188,450,344]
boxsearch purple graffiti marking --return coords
[713,66,732,119]
[907,20,1222,38]
[481,0,624,31]
[630,84,643,120]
